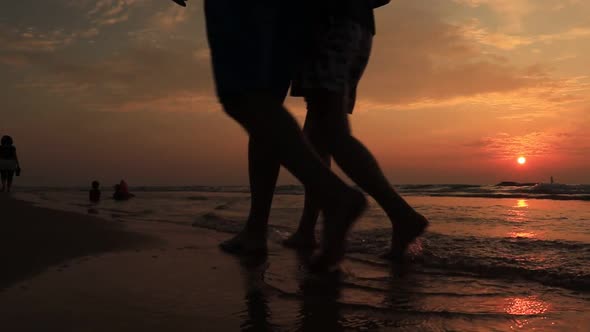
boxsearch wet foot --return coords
[219,229,267,255]
[282,231,317,250]
[383,213,429,261]
[309,188,367,273]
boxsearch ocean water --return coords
[14,184,590,330]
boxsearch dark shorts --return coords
[204,0,294,103]
[0,170,14,180]
[291,18,373,114]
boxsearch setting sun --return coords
[517,157,526,165]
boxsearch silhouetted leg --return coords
[6,172,13,192]
[283,111,331,250]
[306,92,429,260]
[0,172,6,192]
[220,94,367,269]
[247,138,281,232]
[219,138,280,254]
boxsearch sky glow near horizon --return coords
[1,0,589,186]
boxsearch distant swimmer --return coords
[113,180,134,201]
[89,180,101,203]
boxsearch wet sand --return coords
[0,195,155,289]
[0,196,333,331]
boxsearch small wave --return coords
[427,192,590,201]
[346,230,590,293]
[192,212,244,233]
[188,212,590,293]
[340,281,505,298]
[417,255,590,292]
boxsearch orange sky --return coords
[1,0,589,186]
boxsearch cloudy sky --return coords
[1,0,589,186]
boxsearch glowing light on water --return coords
[504,297,549,316]
[509,231,536,239]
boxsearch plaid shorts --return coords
[291,18,373,114]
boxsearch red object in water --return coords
[119,180,129,195]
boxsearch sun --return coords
[517,156,526,165]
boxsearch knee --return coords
[220,93,283,130]
[327,129,357,158]
[220,96,250,125]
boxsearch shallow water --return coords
[14,188,590,330]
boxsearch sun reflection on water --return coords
[504,296,550,316]
[509,231,536,239]
[506,200,531,223]
[505,296,551,329]
[507,209,527,222]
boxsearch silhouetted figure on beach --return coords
[89,181,101,203]
[281,0,429,259]
[200,0,426,261]
[113,180,134,201]
[0,136,21,193]
[191,0,367,270]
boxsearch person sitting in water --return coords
[0,135,21,193]
[89,180,101,203]
[113,180,134,201]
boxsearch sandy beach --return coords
[1,195,350,331]
[2,191,590,331]
[0,195,258,331]
[0,195,156,289]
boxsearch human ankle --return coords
[242,224,266,236]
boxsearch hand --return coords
[170,0,187,7]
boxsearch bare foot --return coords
[282,231,317,250]
[219,229,267,255]
[383,213,429,261]
[309,188,367,273]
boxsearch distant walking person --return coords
[282,0,429,260]
[185,0,367,270]
[0,136,20,193]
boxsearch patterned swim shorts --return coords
[291,17,373,114]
